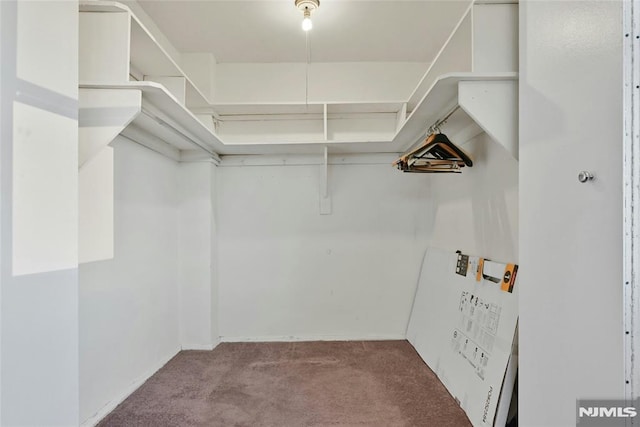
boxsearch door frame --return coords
[623,0,639,404]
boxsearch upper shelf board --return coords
[80,0,211,109]
[394,72,518,153]
[79,1,518,157]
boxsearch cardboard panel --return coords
[407,247,518,426]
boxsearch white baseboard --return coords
[181,340,220,351]
[220,334,406,343]
[80,345,182,427]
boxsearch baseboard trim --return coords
[181,341,220,351]
[220,334,406,343]
[80,345,182,427]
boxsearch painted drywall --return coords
[0,0,81,424]
[14,1,79,275]
[79,137,181,425]
[215,62,305,104]
[178,161,219,349]
[429,132,518,263]
[472,3,518,73]
[214,62,428,104]
[2,271,80,426]
[306,62,430,103]
[79,147,114,264]
[519,1,624,425]
[119,0,182,67]
[1,1,80,425]
[217,156,433,340]
[181,52,216,102]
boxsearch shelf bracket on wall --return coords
[78,88,141,168]
[320,146,332,215]
[78,88,138,265]
[458,80,518,160]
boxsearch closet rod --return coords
[141,109,217,157]
[427,105,460,135]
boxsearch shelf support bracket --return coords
[78,88,140,265]
[78,88,141,168]
[320,146,332,215]
[458,80,518,160]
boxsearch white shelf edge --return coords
[80,81,224,155]
[79,82,399,156]
[80,0,213,109]
[393,72,519,151]
[207,100,407,106]
[78,1,518,156]
[79,0,127,13]
[79,72,518,156]
[221,138,394,146]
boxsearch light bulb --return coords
[302,16,313,31]
[302,8,312,31]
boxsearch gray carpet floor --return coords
[98,340,471,427]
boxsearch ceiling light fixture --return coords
[295,0,319,32]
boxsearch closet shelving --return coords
[78,0,518,159]
[396,72,518,156]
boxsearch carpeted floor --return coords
[98,340,471,427]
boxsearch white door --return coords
[519,1,625,425]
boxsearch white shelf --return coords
[327,103,404,115]
[80,1,211,109]
[78,1,123,13]
[393,72,518,152]
[207,102,405,117]
[80,81,225,156]
[79,1,518,158]
[211,103,324,117]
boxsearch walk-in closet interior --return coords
[0,0,627,426]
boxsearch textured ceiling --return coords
[137,0,472,63]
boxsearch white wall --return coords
[217,156,433,341]
[429,133,518,263]
[519,1,624,425]
[79,138,181,425]
[214,62,428,104]
[307,62,430,103]
[119,0,182,67]
[181,53,216,102]
[1,1,80,425]
[178,161,219,350]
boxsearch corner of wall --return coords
[177,161,219,350]
[210,162,220,345]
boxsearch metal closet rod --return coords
[428,105,460,135]
[141,109,216,157]
[402,104,462,156]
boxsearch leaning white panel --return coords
[407,247,518,427]
[12,102,78,276]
